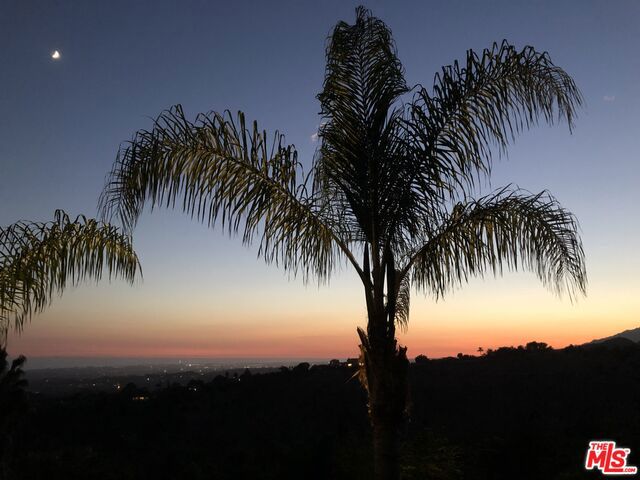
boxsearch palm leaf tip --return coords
[0,210,141,338]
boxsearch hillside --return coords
[3,342,639,480]
[589,326,640,344]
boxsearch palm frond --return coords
[99,106,360,282]
[0,210,140,339]
[409,40,583,195]
[403,188,586,300]
[315,6,410,243]
[393,274,411,332]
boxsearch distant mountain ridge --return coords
[588,326,640,345]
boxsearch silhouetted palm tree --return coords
[0,348,27,477]
[0,349,27,422]
[99,8,586,479]
[0,210,140,340]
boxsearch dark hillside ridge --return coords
[588,326,640,344]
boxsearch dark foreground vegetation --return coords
[2,342,639,480]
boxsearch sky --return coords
[1,0,638,362]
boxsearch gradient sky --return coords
[1,0,638,361]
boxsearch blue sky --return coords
[1,1,638,359]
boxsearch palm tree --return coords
[0,350,27,406]
[0,209,140,341]
[98,8,586,479]
[0,348,27,476]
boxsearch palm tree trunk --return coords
[359,318,409,480]
[372,410,401,479]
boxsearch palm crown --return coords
[98,8,585,478]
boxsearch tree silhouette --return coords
[0,210,140,341]
[0,350,27,417]
[526,341,551,352]
[0,348,27,477]
[99,8,586,479]
[414,355,429,365]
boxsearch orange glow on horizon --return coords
[6,261,639,362]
